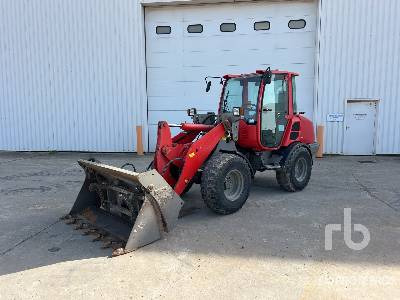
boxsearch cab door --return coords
[260,74,289,148]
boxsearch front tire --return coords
[276,144,312,192]
[201,153,251,215]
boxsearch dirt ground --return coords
[0,152,399,299]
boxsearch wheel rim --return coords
[224,169,244,202]
[294,157,307,182]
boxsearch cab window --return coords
[261,74,288,147]
[221,77,261,123]
[292,76,298,113]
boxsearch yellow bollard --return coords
[136,125,144,155]
[316,125,324,158]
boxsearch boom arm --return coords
[154,121,226,195]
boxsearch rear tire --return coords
[201,153,251,215]
[276,144,312,192]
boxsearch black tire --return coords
[201,153,251,215]
[276,144,312,192]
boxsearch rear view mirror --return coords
[206,81,212,92]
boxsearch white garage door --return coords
[145,1,317,150]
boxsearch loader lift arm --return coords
[154,121,227,195]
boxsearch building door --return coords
[145,1,317,150]
[344,100,378,155]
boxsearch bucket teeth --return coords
[74,222,89,230]
[112,247,127,257]
[64,218,77,225]
[60,214,72,220]
[92,234,102,242]
[82,228,98,236]
[101,240,121,249]
[92,233,107,242]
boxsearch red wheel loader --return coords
[63,68,319,256]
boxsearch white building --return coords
[1,0,399,154]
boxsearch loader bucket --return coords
[63,160,184,256]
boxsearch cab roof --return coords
[223,69,299,79]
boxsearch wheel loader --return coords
[63,68,319,256]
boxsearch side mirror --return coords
[206,81,212,92]
[263,67,272,85]
[187,108,197,116]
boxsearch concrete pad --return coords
[0,152,399,299]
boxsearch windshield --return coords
[222,76,261,122]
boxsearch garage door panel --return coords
[181,65,238,79]
[147,68,184,82]
[182,31,316,54]
[147,81,188,97]
[182,34,314,53]
[182,44,210,54]
[281,47,316,64]
[182,43,316,67]
[146,52,182,68]
[146,1,317,150]
[148,110,214,126]
[148,111,191,126]
[148,65,250,83]
[146,54,182,69]
[147,52,181,68]
[183,50,255,68]
[145,9,182,23]
[179,1,314,21]
[183,56,259,72]
[146,32,182,43]
[274,32,316,48]
[149,65,314,87]
[182,65,248,79]
[182,52,213,67]
[273,2,316,16]
[146,42,182,58]
[148,80,219,111]
[148,93,217,111]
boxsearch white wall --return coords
[0,0,148,151]
[317,0,400,154]
[1,0,400,154]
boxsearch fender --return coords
[214,140,256,177]
[278,142,314,165]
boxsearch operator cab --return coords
[218,69,300,151]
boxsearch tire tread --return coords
[276,144,311,192]
[201,153,250,215]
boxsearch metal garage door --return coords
[145,1,317,150]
